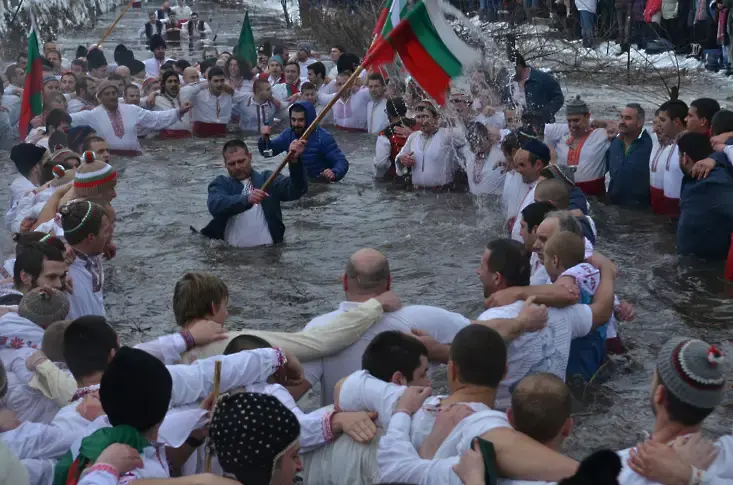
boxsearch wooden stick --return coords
[204,360,222,473]
[260,64,366,192]
[97,0,135,48]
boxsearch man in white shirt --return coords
[144,34,175,78]
[322,71,370,132]
[295,42,317,79]
[199,139,307,248]
[170,0,192,19]
[294,248,472,406]
[5,144,46,232]
[366,73,389,134]
[396,101,467,190]
[327,45,345,78]
[306,61,333,95]
[509,139,551,241]
[237,79,282,133]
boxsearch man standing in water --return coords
[509,139,551,241]
[606,103,653,208]
[684,98,720,136]
[144,34,174,78]
[259,102,349,182]
[201,139,308,247]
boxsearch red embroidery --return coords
[566,130,593,167]
[107,109,126,138]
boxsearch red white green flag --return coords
[363,0,480,106]
[373,0,410,37]
[19,9,43,140]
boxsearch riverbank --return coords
[0,0,126,56]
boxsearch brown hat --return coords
[18,287,70,329]
[73,151,117,198]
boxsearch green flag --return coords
[234,11,257,68]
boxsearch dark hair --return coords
[626,103,645,122]
[124,84,140,96]
[13,233,66,255]
[300,81,316,92]
[514,52,527,68]
[690,98,721,125]
[76,76,95,96]
[161,60,176,72]
[63,316,119,380]
[677,132,713,163]
[501,132,521,156]
[17,51,27,63]
[161,70,180,95]
[362,331,428,383]
[60,200,108,245]
[41,156,76,184]
[307,61,326,79]
[4,64,20,82]
[511,373,571,443]
[222,139,249,156]
[386,97,407,118]
[224,335,272,355]
[45,108,72,132]
[253,78,271,95]
[290,103,308,117]
[485,238,531,287]
[658,100,688,124]
[450,325,506,388]
[284,60,300,71]
[273,45,287,56]
[207,66,225,80]
[367,73,386,86]
[521,201,556,233]
[13,242,65,288]
[176,59,191,70]
[41,57,55,71]
[711,109,733,136]
[107,73,125,83]
[200,58,217,74]
[331,44,346,54]
[657,373,715,426]
[82,135,105,152]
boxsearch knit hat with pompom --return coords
[18,287,70,329]
[73,150,117,199]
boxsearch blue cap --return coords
[522,138,551,163]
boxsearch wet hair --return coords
[521,201,556,233]
[485,238,531,287]
[222,139,250,157]
[535,179,569,210]
[690,98,721,125]
[711,109,733,136]
[172,272,229,327]
[307,61,326,79]
[75,76,95,96]
[544,231,585,271]
[13,242,65,289]
[658,100,688,124]
[367,73,386,86]
[626,103,645,123]
[362,331,428,383]
[60,200,108,245]
[467,121,489,145]
[82,135,106,152]
[224,335,272,355]
[677,132,713,163]
[42,320,73,363]
[511,373,571,443]
[63,316,119,380]
[17,51,28,63]
[657,373,715,426]
[450,324,506,388]
[546,210,583,237]
[207,66,225,80]
[45,108,72,132]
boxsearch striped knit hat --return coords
[18,287,70,329]
[657,337,726,409]
[73,151,117,198]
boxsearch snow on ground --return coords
[1,0,126,38]
[257,0,300,25]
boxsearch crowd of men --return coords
[0,3,732,484]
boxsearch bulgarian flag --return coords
[363,0,480,106]
[19,9,43,140]
[373,0,410,37]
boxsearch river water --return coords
[1,0,731,459]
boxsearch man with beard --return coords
[69,80,191,155]
[606,103,653,207]
[0,241,69,305]
[200,139,307,247]
[181,67,235,136]
[152,70,192,138]
[259,102,350,182]
[144,34,174,78]
[68,76,98,113]
[675,132,733,261]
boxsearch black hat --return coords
[149,34,166,52]
[119,50,135,68]
[86,48,108,70]
[75,45,89,59]
[386,97,407,118]
[100,347,172,432]
[129,59,146,76]
[113,44,129,64]
[211,392,300,484]
[521,138,551,164]
[337,53,360,74]
[11,143,47,175]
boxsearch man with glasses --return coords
[395,101,468,191]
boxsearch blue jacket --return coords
[200,162,308,244]
[606,130,653,207]
[258,101,349,181]
[569,186,589,215]
[503,68,564,124]
[677,153,733,261]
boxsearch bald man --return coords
[114,65,131,84]
[182,66,200,85]
[294,248,473,406]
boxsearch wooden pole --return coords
[97,0,135,48]
[204,360,222,473]
[260,64,365,192]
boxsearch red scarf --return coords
[285,79,301,97]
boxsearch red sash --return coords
[108,150,141,157]
[160,129,191,139]
[575,178,606,196]
[193,122,227,137]
[660,196,680,219]
[650,186,666,215]
[336,125,367,133]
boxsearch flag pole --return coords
[96,0,135,47]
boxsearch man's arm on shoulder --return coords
[486,284,579,309]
